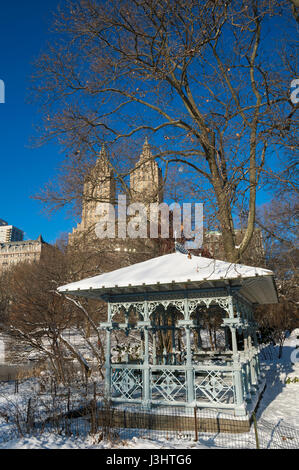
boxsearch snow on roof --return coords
[58,252,278,304]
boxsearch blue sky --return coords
[0,1,288,245]
[0,0,73,244]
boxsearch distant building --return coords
[0,220,24,243]
[129,137,163,205]
[0,235,48,273]
[68,144,116,246]
[68,139,163,250]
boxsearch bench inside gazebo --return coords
[58,251,278,418]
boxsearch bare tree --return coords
[0,271,12,327]
[254,193,299,357]
[3,245,109,382]
[257,195,298,300]
[289,0,299,22]
[30,0,298,263]
[255,300,299,358]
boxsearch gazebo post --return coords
[248,326,258,390]
[152,330,157,365]
[184,299,195,404]
[171,314,176,364]
[143,326,151,407]
[142,301,151,408]
[252,329,261,381]
[231,326,246,414]
[230,323,238,356]
[105,329,112,399]
[197,324,202,350]
[224,326,230,350]
[243,303,258,394]
[228,295,246,415]
[243,329,252,402]
[185,326,195,403]
[104,302,113,399]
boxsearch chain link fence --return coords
[1,386,299,449]
[1,369,299,449]
[256,418,299,449]
[88,403,299,449]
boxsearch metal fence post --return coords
[142,308,151,408]
[185,326,195,403]
[105,325,112,398]
[194,406,198,441]
[252,412,260,449]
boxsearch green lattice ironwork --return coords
[111,368,142,400]
[194,370,235,403]
[152,369,187,402]
[101,288,262,416]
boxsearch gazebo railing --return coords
[110,363,245,411]
[101,289,263,416]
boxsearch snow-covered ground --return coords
[0,434,210,450]
[0,330,298,449]
[256,329,299,428]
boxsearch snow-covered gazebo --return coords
[58,252,278,417]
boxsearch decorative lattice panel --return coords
[194,370,235,403]
[111,368,142,400]
[152,369,187,402]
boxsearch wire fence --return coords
[257,418,299,449]
[0,365,299,449]
[90,403,299,449]
[1,383,299,449]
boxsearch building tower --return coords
[0,220,24,242]
[69,145,116,245]
[130,138,163,206]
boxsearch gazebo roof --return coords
[58,252,278,305]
